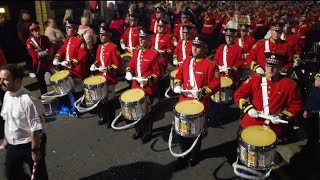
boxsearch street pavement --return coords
[0,66,319,180]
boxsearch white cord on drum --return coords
[41,90,68,98]
[111,112,143,130]
[168,126,201,157]
[164,86,172,98]
[232,157,272,180]
[74,95,100,113]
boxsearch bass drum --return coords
[119,53,132,75]
[238,125,277,170]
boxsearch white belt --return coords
[255,24,263,27]
[203,24,214,27]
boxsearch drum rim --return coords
[50,70,70,82]
[50,75,71,84]
[119,96,146,106]
[84,82,107,89]
[238,125,277,150]
[173,100,205,117]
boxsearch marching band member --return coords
[213,26,245,83]
[172,25,193,66]
[173,9,195,46]
[294,12,312,52]
[234,23,256,58]
[26,22,54,95]
[246,22,293,76]
[282,20,302,67]
[90,26,121,126]
[173,35,220,166]
[151,19,174,99]
[53,20,88,116]
[150,6,171,34]
[120,13,141,53]
[125,28,161,144]
[234,52,302,138]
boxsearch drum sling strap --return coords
[155,33,159,50]
[100,44,106,76]
[185,58,199,99]
[180,26,183,40]
[238,38,243,48]
[30,37,43,74]
[261,77,270,116]
[129,28,133,49]
[223,45,228,69]
[182,40,186,61]
[66,38,71,61]
[264,40,270,53]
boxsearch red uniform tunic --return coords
[120,26,141,53]
[201,13,216,34]
[282,33,302,57]
[294,22,312,49]
[175,57,220,113]
[213,44,245,80]
[234,36,256,56]
[173,40,193,65]
[127,48,161,96]
[95,42,121,85]
[173,23,195,41]
[26,35,54,74]
[150,33,174,68]
[56,35,88,79]
[234,75,302,136]
[150,19,171,34]
[246,38,293,72]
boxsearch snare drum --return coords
[50,70,73,95]
[174,100,205,138]
[41,96,59,116]
[211,77,234,104]
[169,69,178,90]
[120,88,148,120]
[83,76,108,107]
[238,125,277,170]
[119,53,132,75]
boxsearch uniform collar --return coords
[103,41,110,46]
[8,86,24,97]
[195,57,205,62]
[269,38,281,43]
[265,74,281,82]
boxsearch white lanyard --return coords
[66,38,71,61]
[223,45,228,68]
[155,33,159,50]
[154,21,158,33]
[261,77,270,115]
[238,38,243,48]
[189,58,198,89]
[182,40,186,60]
[136,49,142,77]
[264,40,270,53]
[100,44,105,66]
[129,28,133,48]
[179,26,183,40]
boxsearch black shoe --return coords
[188,157,200,167]
[97,118,107,125]
[132,132,143,140]
[141,134,151,144]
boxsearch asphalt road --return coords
[0,70,319,180]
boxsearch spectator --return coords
[89,9,103,35]
[104,2,115,26]
[44,18,65,53]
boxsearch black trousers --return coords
[35,71,48,95]
[176,131,202,161]
[97,98,116,125]
[303,113,320,146]
[5,134,48,180]
[134,96,154,136]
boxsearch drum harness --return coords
[168,58,202,157]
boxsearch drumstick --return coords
[180,89,199,93]
[258,114,288,124]
[132,77,148,81]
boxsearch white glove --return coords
[53,58,59,66]
[90,64,97,71]
[293,58,300,67]
[125,72,133,81]
[270,116,282,124]
[137,78,148,86]
[29,73,36,78]
[173,85,182,94]
[173,41,177,46]
[98,66,108,73]
[60,61,69,67]
[120,43,126,50]
[248,108,259,118]
[173,59,179,66]
[255,67,265,75]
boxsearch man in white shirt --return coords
[0,64,48,180]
